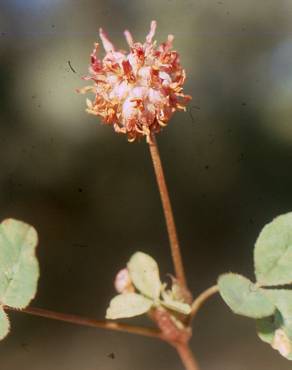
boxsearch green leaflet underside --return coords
[106,293,153,319]
[127,252,161,300]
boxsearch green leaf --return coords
[0,307,10,340]
[264,290,292,318]
[0,219,39,309]
[127,252,161,300]
[161,290,191,315]
[254,212,292,286]
[218,273,275,318]
[106,293,153,319]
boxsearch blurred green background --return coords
[1,0,292,369]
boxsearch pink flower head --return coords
[78,21,191,142]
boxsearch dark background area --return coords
[1,0,292,369]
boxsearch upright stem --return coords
[148,135,200,370]
[175,343,200,370]
[148,135,187,289]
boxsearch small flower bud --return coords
[114,268,134,294]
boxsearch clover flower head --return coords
[78,21,191,142]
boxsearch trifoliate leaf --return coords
[0,307,10,340]
[161,291,191,315]
[127,252,161,300]
[218,273,275,318]
[106,293,153,319]
[0,219,39,309]
[254,212,292,286]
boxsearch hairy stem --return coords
[6,306,163,340]
[148,135,187,289]
[191,285,219,318]
[175,343,200,370]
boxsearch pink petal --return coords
[146,20,157,44]
[166,34,174,50]
[124,30,134,47]
[99,28,115,52]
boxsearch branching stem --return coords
[10,305,205,369]
[5,135,219,370]
[6,306,163,340]
[148,135,187,289]
[191,285,219,318]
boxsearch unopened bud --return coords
[114,268,135,294]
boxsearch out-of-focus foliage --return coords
[0,219,39,340]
